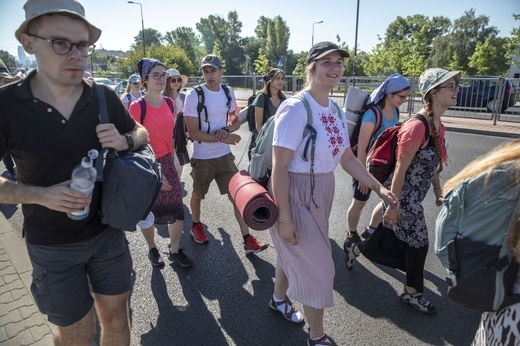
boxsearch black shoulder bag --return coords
[95,84,163,231]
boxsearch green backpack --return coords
[434,162,520,311]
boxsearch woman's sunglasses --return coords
[131,82,139,86]
[169,77,183,83]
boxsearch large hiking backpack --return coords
[344,86,370,136]
[349,105,383,157]
[248,93,342,187]
[246,93,270,132]
[194,84,232,136]
[367,114,429,184]
[434,162,520,311]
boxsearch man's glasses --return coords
[169,77,182,83]
[28,33,95,57]
[438,83,459,92]
[147,73,167,80]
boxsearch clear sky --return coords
[1,0,518,62]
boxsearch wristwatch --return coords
[221,126,230,133]
[124,134,134,150]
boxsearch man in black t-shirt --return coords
[0,0,148,344]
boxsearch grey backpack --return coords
[247,94,342,187]
[434,162,520,311]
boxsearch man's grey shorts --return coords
[27,227,133,326]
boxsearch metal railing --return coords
[190,75,520,123]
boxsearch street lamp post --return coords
[353,0,360,86]
[312,21,323,47]
[128,1,145,58]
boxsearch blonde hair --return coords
[443,140,520,260]
[303,61,317,89]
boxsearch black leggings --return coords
[399,240,429,293]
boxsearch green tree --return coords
[505,14,520,71]
[132,28,163,53]
[116,44,193,80]
[365,15,450,77]
[0,50,18,71]
[447,52,464,73]
[291,51,308,76]
[264,16,290,67]
[440,9,498,75]
[164,27,199,74]
[469,36,508,75]
[196,11,245,74]
[253,48,270,75]
[384,14,450,48]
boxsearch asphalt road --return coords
[0,130,512,345]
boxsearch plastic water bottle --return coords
[67,149,98,220]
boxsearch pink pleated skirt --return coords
[268,171,335,309]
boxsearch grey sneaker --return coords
[168,245,193,268]
[400,288,437,314]
[343,241,359,271]
[148,247,165,268]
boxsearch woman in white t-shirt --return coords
[164,68,189,175]
[267,41,398,346]
[121,74,143,110]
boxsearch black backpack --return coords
[194,84,232,136]
[247,93,270,132]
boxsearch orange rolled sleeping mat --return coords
[228,170,279,231]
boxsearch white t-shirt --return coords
[122,91,143,105]
[273,90,349,174]
[184,84,236,160]
[175,94,184,115]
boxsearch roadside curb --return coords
[444,126,520,138]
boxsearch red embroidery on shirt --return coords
[320,110,343,157]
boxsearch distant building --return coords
[508,54,520,78]
[17,46,27,67]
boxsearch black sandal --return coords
[268,296,304,324]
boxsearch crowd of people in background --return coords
[1,0,518,345]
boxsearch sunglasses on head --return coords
[169,77,182,83]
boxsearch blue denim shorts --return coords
[27,228,133,326]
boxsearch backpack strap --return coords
[262,92,270,124]
[413,114,431,143]
[194,85,207,133]
[371,105,383,135]
[293,93,319,210]
[139,97,146,124]
[163,96,175,114]
[292,93,315,161]
[222,84,232,125]
[126,93,132,104]
[332,100,343,120]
